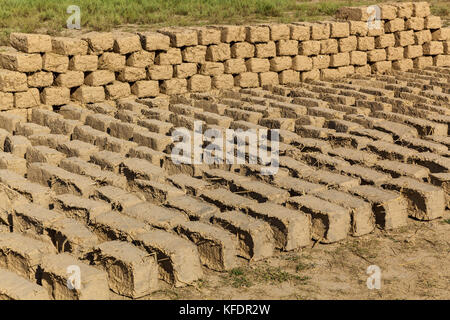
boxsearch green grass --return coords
[0,0,448,45]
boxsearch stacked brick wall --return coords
[0,1,449,116]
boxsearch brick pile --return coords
[0,1,449,116]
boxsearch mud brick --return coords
[433,55,450,67]
[357,37,375,51]
[10,33,52,53]
[272,174,326,196]
[367,21,384,37]
[287,195,349,243]
[85,113,116,132]
[98,52,125,71]
[245,26,270,43]
[349,21,368,36]
[28,162,95,197]
[41,253,108,299]
[155,48,182,65]
[298,41,320,56]
[0,69,27,92]
[132,179,184,203]
[133,130,172,152]
[234,72,259,88]
[56,140,98,161]
[406,17,424,31]
[142,107,173,123]
[27,71,53,88]
[211,210,274,260]
[314,189,373,236]
[120,158,166,182]
[188,75,211,92]
[166,196,216,222]
[137,119,172,136]
[378,4,397,19]
[191,27,220,45]
[329,146,378,166]
[319,68,339,80]
[330,52,350,67]
[245,58,269,72]
[257,72,277,87]
[174,63,197,78]
[72,125,107,145]
[255,42,276,58]
[117,67,146,82]
[410,152,450,173]
[128,147,164,168]
[25,145,64,166]
[223,59,246,74]
[13,88,39,108]
[160,28,199,47]
[367,140,417,163]
[42,53,68,73]
[413,1,430,18]
[90,241,158,298]
[160,78,187,95]
[367,49,386,62]
[51,37,87,55]
[134,229,202,286]
[52,193,109,223]
[348,185,407,229]
[444,41,450,54]
[3,135,29,158]
[413,56,433,68]
[60,157,127,189]
[291,55,312,71]
[28,134,69,150]
[200,187,255,211]
[375,34,395,49]
[275,39,297,56]
[15,123,48,138]
[414,30,432,45]
[173,220,238,271]
[348,51,367,66]
[392,59,413,71]
[372,60,392,73]
[97,135,137,155]
[90,150,125,173]
[166,174,210,196]
[320,39,337,54]
[84,70,115,86]
[199,62,224,76]
[424,16,441,29]
[213,25,245,43]
[139,32,170,51]
[205,43,230,62]
[182,46,207,63]
[339,36,357,52]
[126,51,155,68]
[86,102,117,116]
[0,51,41,72]
[382,177,444,220]
[146,65,172,81]
[423,41,443,55]
[112,33,141,54]
[0,152,25,176]
[12,201,59,234]
[384,18,404,33]
[0,232,55,280]
[327,22,348,38]
[385,47,404,61]
[54,71,84,88]
[91,186,142,212]
[311,55,330,69]
[278,70,298,84]
[224,107,262,123]
[394,2,413,18]
[40,87,70,106]
[82,32,114,53]
[429,173,450,208]
[336,7,370,21]
[339,164,391,186]
[0,269,50,300]
[395,30,415,46]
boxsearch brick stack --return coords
[0,1,449,115]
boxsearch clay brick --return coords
[336,7,369,21]
[224,59,246,74]
[187,74,211,92]
[54,71,84,88]
[357,37,375,51]
[98,52,126,71]
[215,25,246,43]
[367,49,386,62]
[292,55,313,71]
[245,58,270,72]
[0,51,41,72]
[255,41,276,58]
[392,59,413,71]
[93,186,143,211]
[433,55,450,67]
[192,27,221,45]
[10,33,52,53]
[206,43,231,62]
[57,140,99,161]
[330,52,350,67]
[0,269,50,300]
[413,56,433,68]
[406,17,425,31]
[82,32,114,53]
[395,30,415,46]
[84,70,115,86]
[339,36,357,52]
[41,253,108,299]
[299,41,320,56]
[182,45,207,63]
[312,55,330,69]
[72,86,105,104]
[349,21,368,36]
[126,50,155,68]
[375,34,395,48]
[259,72,279,86]
[52,37,87,55]
[279,70,299,84]
[160,78,187,95]
[270,56,292,71]
[42,53,68,73]
[245,26,270,43]
[148,65,173,80]
[234,72,259,88]
[0,69,27,92]
[301,69,320,81]
[90,241,158,298]
[113,33,141,54]
[14,88,40,108]
[131,80,159,98]
[414,30,432,45]
[105,82,131,100]
[158,28,198,47]
[276,39,297,56]
[27,71,53,88]
[394,2,413,18]
[320,39,338,54]
[386,46,404,61]
[413,1,430,18]
[311,23,331,40]
[350,51,367,65]
[139,32,170,51]
[212,74,234,90]
[174,63,197,78]
[354,64,371,75]
[134,229,203,286]
[0,153,26,176]
[330,22,350,38]
[155,48,182,65]
[379,4,397,20]
[423,41,443,55]
[26,145,65,166]
[425,16,441,29]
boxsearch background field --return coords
[0,0,448,45]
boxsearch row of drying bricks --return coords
[0,79,449,299]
